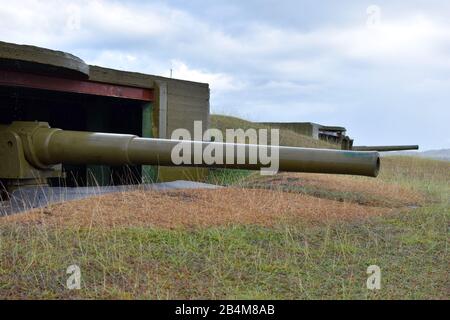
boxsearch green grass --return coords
[207,168,254,186]
[378,156,450,199]
[0,205,447,299]
[0,156,448,299]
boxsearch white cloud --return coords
[167,60,246,93]
[328,15,450,68]
[3,1,450,75]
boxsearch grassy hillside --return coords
[210,114,338,149]
[0,156,448,299]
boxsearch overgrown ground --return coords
[0,156,448,299]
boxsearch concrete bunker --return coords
[0,41,210,187]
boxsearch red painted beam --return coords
[0,70,154,101]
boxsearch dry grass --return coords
[2,158,429,230]
[1,188,395,230]
[0,156,447,299]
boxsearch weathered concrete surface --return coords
[0,41,89,78]
[89,65,155,88]
[0,181,220,215]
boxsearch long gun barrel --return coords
[0,122,381,184]
[352,145,419,152]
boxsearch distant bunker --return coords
[260,122,354,150]
[0,41,210,187]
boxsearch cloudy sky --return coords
[1,0,449,150]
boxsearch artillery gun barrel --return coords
[352,145,419,152]
[2,122,381,177]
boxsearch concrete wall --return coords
[164,80,210,137]
[151,76,210,181]
[260,122,353,149]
